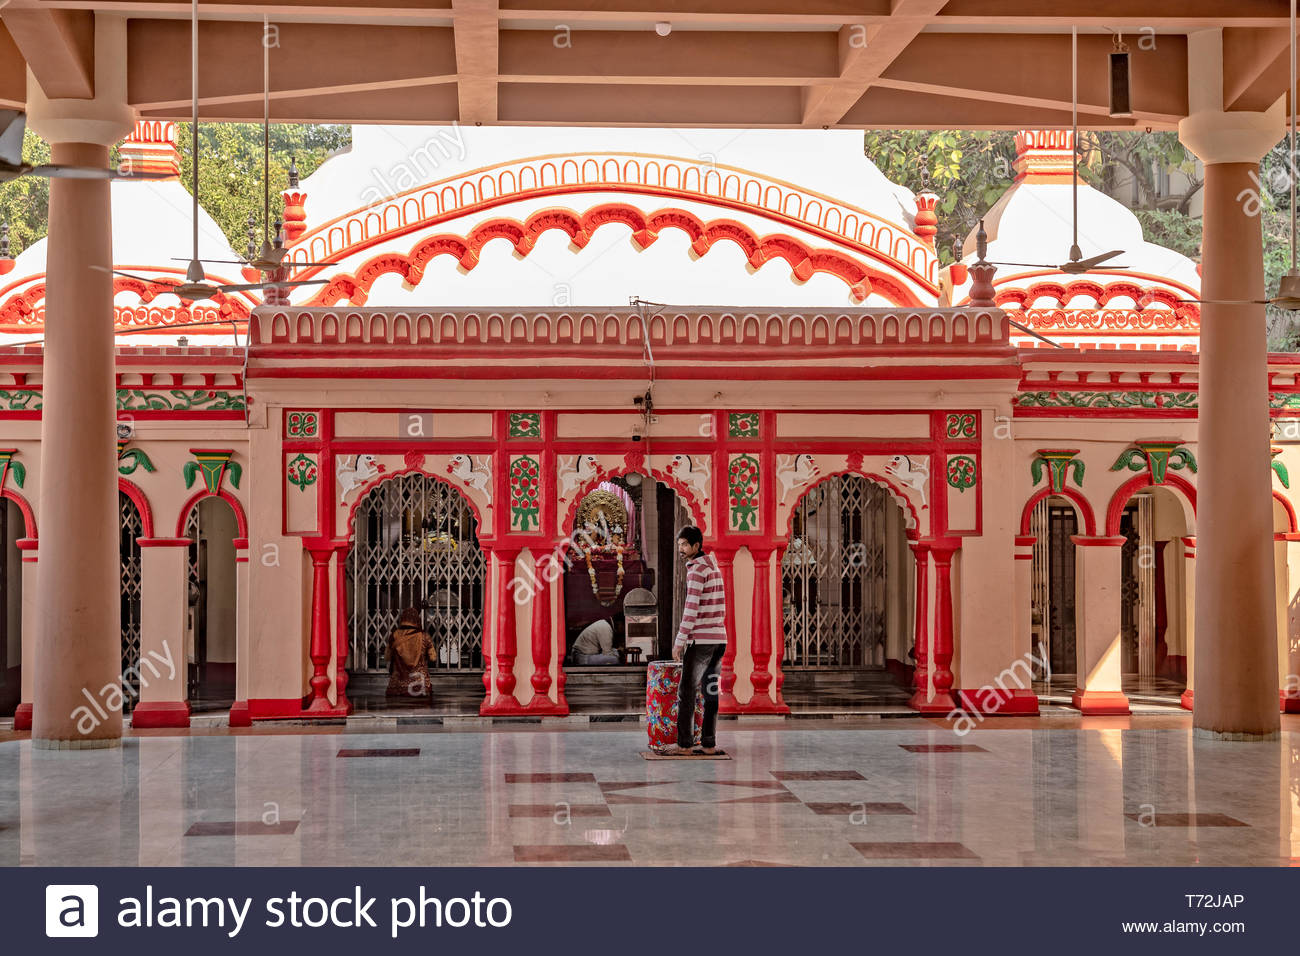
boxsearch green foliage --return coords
[0,123,350,258]
[0,131,51,254]
[176,123,350,253]
[1132,209,1201,260]
[864,130,1016,264]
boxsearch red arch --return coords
[1274,490,1298,534]
[343,467,486,542]
[1019,486,1098,537]
[560,462,708,540]
[781,468,921,541]
[303,202,920,310]
[118,478,154,539]
[175,488,248,539]
[1,488,36,538]
[1104,473,1197,536]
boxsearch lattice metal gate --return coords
[119,492,144,705]
[347,475,486,673]
[781,474,890,669]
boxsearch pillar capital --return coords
[25,14,135,147]
[1179,104,1286,166]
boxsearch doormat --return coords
[639,750,731,760]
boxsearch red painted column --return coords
[332,542,351,714]
[908,540,932,711]
[928,538,960,713]
[304,546,334,712]
[482,548,525,715]
[772,547,789,712]
[714,546,740,713]
[528,553,565,713]
[553,552,570,711]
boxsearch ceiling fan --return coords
[177,15,335,276]
[985,25,1128,276]
[0,110,170,184]
[106,0,327,303]
[1158,0,1300,311]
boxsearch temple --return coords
[1,118,1296,730]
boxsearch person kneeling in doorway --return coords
[570,618,620,666]
[667,525,727,755]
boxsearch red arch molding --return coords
[1275,490,1298,534]
[303,203,921,309]
[560,461,708,538]
[782,469,922,540]
[118,477,155,539]
[1104,473,1197,536]
[343,467,487,544]
[1,487,36,538]
[1019,486,1098,538]
[175,489,249,539]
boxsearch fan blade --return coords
[1005,316,1065,348]
[90,266,182,285]
[1170,297,1270,305]
[987,261,1059,269]
[1072,250,1125,270]
[215,279,330,293]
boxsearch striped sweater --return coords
[674,552,727,649]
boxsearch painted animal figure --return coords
[667,453,711,505]
[559,454,602,499]
[447,454,491,495]
[884,454,929,507]
[338,454,382,503]
[776,453,820,500]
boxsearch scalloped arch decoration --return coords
[304,203,918,308]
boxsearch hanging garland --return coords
[584,544,626,606]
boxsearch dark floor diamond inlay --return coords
[514,844,632,862]
[805,802,913,816]
[1123,812,1248,827]
[185,821,300,837]
[337,748,420,758]
[509,804,611,818]
[898,744,988,753]
[505,772,597,783]
[771,770,866,781]
[852,841,978,860]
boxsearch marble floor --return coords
[3,718,1300,866]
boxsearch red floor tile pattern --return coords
[852,842,979,860]
[508,804,612,818]
[505,772,598,783]
[898,744,988,753]
[1122,813,1249,827]
[514,844,633,862]
[336,748,420,757]
[805,802,914,816]
[770,770,866,781]
[185,821,301,836]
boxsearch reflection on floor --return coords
[4,719,1299,866]
[1034,674,1188,707]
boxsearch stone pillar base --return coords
[957,687,1039,715]
[130,701,191,728]
[1071,689,1130,715]
[1193,727,1280,742]
[13,702,31,730]
[909,690,957,714]
[228,701,252,727]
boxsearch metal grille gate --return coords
[119,492,144,705]
[348,474,486,673]
[781,474,890,669]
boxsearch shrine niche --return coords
[563,478,664,664]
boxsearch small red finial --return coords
[914,191,939,249]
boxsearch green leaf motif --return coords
[1273,460,1291,489]
[1168,447,1198,474]
[1110,448,1148,473]
[9,461,24,489]
[182,460,199,489]
[1069,459,1086,486]
[117,449,156,476]
[1030,457,1044,487]
[227,461,242,489]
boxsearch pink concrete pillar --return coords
[31,143,122,746]
[714,546,740,713]
[1069,535,1130,715]
[1179,50,1284,737]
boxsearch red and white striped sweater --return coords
[674,552,727,649]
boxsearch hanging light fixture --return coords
[1109,32,1132,117]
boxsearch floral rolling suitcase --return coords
[646,660,704,751]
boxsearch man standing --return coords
[669,525,727,755]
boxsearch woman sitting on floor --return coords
[387,607,435,697]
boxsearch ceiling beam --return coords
[1223,25,1294,112]
[842,84,1115,129]
[1,7,95,100]
[801,0,949,127]
[499,29,838,84]
[499,81,804,125]
[452,0,498,123]
[0,23,26,108]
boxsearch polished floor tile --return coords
[3,723,1300,866]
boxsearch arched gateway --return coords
[346,474,487,683]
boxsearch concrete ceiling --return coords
[0,0,1294,128]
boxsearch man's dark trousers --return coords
[677,643,725,748]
